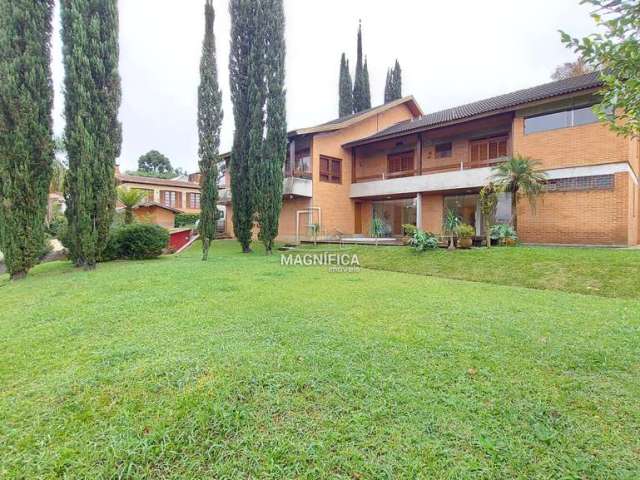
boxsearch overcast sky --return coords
[50,0,596,173]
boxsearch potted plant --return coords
[443,209,461,250]
[456,223,475,249]
[490,224,518,246]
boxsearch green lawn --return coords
[1,241,639,479]
[351,244,640,299]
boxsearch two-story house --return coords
[220,73,640,246]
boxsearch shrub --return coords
[47,214,67,239]
[490,224,518,244]
[456,223,475,239]
[103,224,169,261]
[410,230,439,252]
[402,224,417,237]
[175,213,200,228]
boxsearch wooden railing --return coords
[352,157,507,183]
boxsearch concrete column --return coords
[416,192,423,230]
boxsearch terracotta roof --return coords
[116,200,183,214]
[344,72,603,147]
[116,173,200,189]
[288,96,423,137]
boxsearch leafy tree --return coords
[479,182,498,248]
[198,0,223,261]
[339,53,354,117]
[62,0,122,269]
[551,57,594,80]
[491,155,547,233]
[138,150,173,176]
[352,21,370,113]
[362,57,372,110]
[0,0,55,280]
[257,0,287,255]
[117,187,146,225]
[561,0,640,137]
[229,0,258,253]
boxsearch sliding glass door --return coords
[443,193,512,235]
[372,198,417,236]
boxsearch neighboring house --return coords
[116,201,182,228]
[116,169,202,214]
[220,73,640,246]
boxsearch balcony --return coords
[283,174,312,197]
[350,157,506,198]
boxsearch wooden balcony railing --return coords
[352,157,507,183]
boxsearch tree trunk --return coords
[448,235,455,250]
[202,237,210,261]
[10,271,27,281]
[511,191,518,232]
[125,208,133,224]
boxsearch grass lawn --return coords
[350,244,640,299]
[1,240,639,478]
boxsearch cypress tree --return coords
[339,53,353,117]
[0,0,55,280]
[352,21,368,113]
[198,0,223,261]
[229,0,259,253]
[384,68,393,103]
[393,59,402,99]
[257,0,287,254]
[362,57,371,110]
[61,0,122,269]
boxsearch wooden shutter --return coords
[175,192,182,209]
[160,190,168,206]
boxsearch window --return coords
[319,155,342,183]
[387,152,414,174]
[545,175,614,192]
[187,192,201,209]
[435,142,452,159]
[470,136,508,163]
[524,104,599,135]
[161,190,182,208]
[134,189,154,201]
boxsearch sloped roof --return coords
[344,72,603,147]
[116,173,200,189]
[288,96,423,137]
[116,200,183,214]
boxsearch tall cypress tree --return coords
[229,0,258,253]
[61,0,122,269]
[362,57,371,110]
[392,59,402,99]
[339,53,353,117]
[384,68,393,103]
[257,0,287,254]
[352,21,368,113]
[198,0,223,261]
[0,0,55,280]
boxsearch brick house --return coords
[221,73,640,246]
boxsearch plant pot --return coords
[457,237,473,249]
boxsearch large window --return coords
[319,155,342,183]
[372,198,416,236]
[443,193,512,235]
[285,148,312,179]
[546,175,614,192]
[187,192,201,209]
[161,190,181,208]
[435,142,452,159]
[387,152,414,175]
[524,105,599,135]
[470,136,508,163]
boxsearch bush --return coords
[175,213,200,228]
[103,224,169,261]
[402,224,417,237]
[490,224,518,244]
[456,223,475,239]
[410,230,439,252]
[47,215,67,239]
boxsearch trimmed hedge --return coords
[103,224,169,261]
[175,213,200,228]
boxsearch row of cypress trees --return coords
[384,60,403,103]
[229,0,287,255]
[1,0,121,278]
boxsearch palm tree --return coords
[491,155,547,232]
[117,186,147,224]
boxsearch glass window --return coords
[319,155,341,183]
[372,198,416,236]
[435,142,452,159]
[572,106,599,126]
[524,110,570,134]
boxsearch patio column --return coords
[416,193,423,230]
